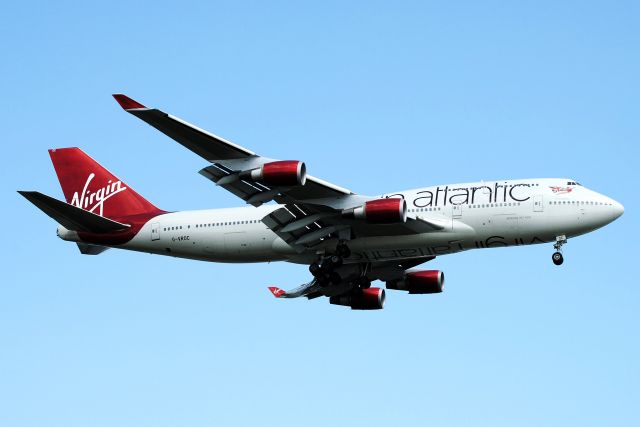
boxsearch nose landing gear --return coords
[552,235,567,265]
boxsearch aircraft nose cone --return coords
[611,199,624,220]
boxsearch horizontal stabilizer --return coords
[18,191,130,233]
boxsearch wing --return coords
[268,278,323,299]
[113,94,446,250]
[112,94,352,206]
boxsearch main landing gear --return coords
[552,235,567,266]
[335,242,351,258]
[308,242,352,287]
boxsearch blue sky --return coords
[1,1,638,426]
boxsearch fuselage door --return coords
[151,222,160,241]
[533,194,544,212]
[452,204,462,218]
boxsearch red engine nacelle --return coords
[387,270,444,294]
[330,288,385,310]
[344,198,407,224]
[249,160,306,186]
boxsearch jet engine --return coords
[343,198,407,224]
[330,288,385,310]
[246,160,306,186]
[386,270,444,294]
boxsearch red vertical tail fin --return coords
[49,147,162,220]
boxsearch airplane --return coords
[18,94,625,310]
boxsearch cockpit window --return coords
[566,181,582,186]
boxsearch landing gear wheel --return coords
[552,235,567,266]
[336,243,351,258]
[329,272,342,285]
[320,257,334,272]
[329,255,343,268]
[552,251,564,266]
[317,274,330,287]
[309,262,322,277]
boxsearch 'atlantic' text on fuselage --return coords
[389,182,532,207]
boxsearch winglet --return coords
[112,94,146,110]
[268,287,286,298]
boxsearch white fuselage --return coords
[58,178,624,265]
